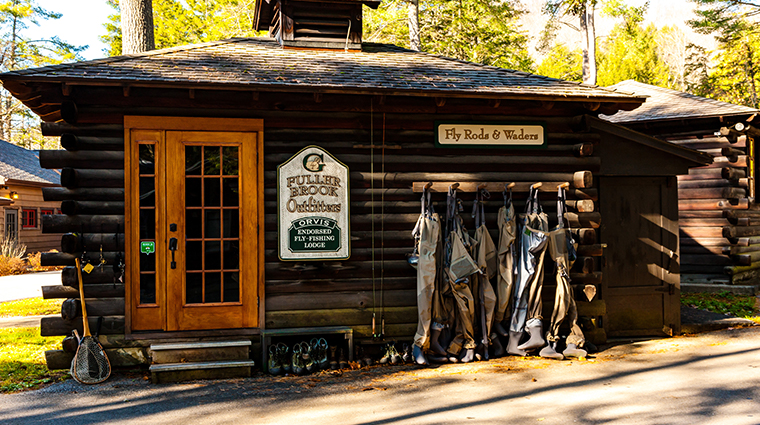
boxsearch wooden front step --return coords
[150,340,251,364]
[149,360,255,384]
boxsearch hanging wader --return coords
[472,189,497,357]
[494,187,517,327]
[413,187,441,350]
[509,186,549,354]
[542,186,585,356]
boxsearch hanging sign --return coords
[278,146,350,261]
[140,241,155,255]
[435,122,546,148]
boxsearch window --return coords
[40,209,54,216]
[21,209,37,229]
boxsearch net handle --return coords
[75,258,91,337]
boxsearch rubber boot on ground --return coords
[429,327,448,356]
[517,320,546,351]
[507,330,528,356]
[563,343,587,358]
[539,339,564,360]
[413,344,429,365]
[490,333,506,358]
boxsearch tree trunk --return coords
[585,1,597,85]
[121,0,155,54]
[408,0,421,51]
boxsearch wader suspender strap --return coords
[557,186,566,229]
[525,186,542,215]
[503,185,513,209]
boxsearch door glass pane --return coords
[186,178,202,207]
[223,272,239,303]
[140,274,156,304]
[223,241,239,269]
[186,273,203,304]
[222,178,239,207]
[139,177,155,207]
[223,210,239,238]
[204,147,221,175]
[186,146,202,175]
[186,209,202,238]
[205,241,221,270]
[204,178,221,207]
[139,145,155,174]
[139,209,155,239]
[205,210,221,239]
[222,146,238,175]
[205,273,221,303]
[140,251,155,272]
[186,241,203,271]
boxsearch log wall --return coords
[33,90,609,365]
[669,134,759,285]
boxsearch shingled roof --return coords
[0,38,645,105]
[602,80,759,123]
[0,140,59,185]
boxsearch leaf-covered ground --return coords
[681,291,758,319]
[0,327,68,393]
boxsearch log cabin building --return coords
[0,1,713,378]
[0,139,61,253]
[604,80,760,294]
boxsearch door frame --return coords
[124,116,265,337]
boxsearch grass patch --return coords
[0,327,68,393]
[0,297,63,318]
[681,291,758,318]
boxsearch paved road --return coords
[0,271,61,302]
[2,326,759,425]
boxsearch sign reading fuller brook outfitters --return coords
[435,122,546,148]
[278,146,350,260]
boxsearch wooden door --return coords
[600,176,681,337]
[126,117,263,333]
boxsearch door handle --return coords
[169,237,178,269]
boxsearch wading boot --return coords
[329,346,339,370]
[507,331,528,356]
[429,327,448,356]
[474,343,489,361]
[428,354,448,364]
[401,343,412,364]
[517,320,545,351]
[458,348,475,363]
[268,345,282,375]
[490,333,505,358]
[563,343,587,358]
[539,339,564,360]
[413,344,428,366]
[493,321,509,338]
[338,348,349,369]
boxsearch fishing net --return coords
[70,335,111,384]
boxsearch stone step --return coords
[150,340,251,364]
[682,283,760,296]
[149,360,255,383]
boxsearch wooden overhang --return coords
[254,0,382,32]
[0,38,647,122]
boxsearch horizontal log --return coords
[677,179,731,189]
[725,262,760,276]
[60,133,124,151]
[41,251,123,267]
[670,136,744,149]
[42,187,124,202]
[681,245,725,255]
[723,225,760,238]
[722,167,747,180]
[61,232,124,253]
[266,277,416,294]
[678,168,723,181]
[724,210,760,221]
[571,228,596,245]
[680,254,732,266]
[41,122,123,137]
[705,155,747,168]
[60,297,124,319]
[678,187,746,200]
[679,210,725,218]
[61,266,118,287]
[573,143,594,157]
[42,214,124,233]
[729,236,760,246]
[724,244,760,255]
[571,256,596,274]
[40,315,124,336]
[266,289,416,311]
[569,272,602,284]
[576,244,604,257]
[681,264,726,274]
[286,171,594,186]
[680,237,731,247]
[61,100,77,124]
[61,200,124,215]
[42,284,124,299]
[721,147,745,159]
[60,168,124,189]
[565,212,601,228]
[730,268,760,284]
[265,306,416,329]
[679,218,730,227]
[45,348,147,370]
[732,251,760,266]
[566,200,594,213]
[39,150,124,169]
[680,227,724,238]
[679,198,749,210]
[575,299,606,317]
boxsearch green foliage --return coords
[0,297,63,318]
[596,23,672,87]
[0,327,67,393]
[0,0,83,148]
[536,43,582,81]
[364,0,533,72]
[102,0,264,56]
[681,291,757,318]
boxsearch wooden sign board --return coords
[277,146,350,261]
[435,122,546,148]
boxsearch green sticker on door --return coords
[140,241,155,255]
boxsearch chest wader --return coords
[539,186,587,360]
[472,189,498,360]
[508,186,549,356]
[493,187,517,340]
[412,187,441,365]
[444,187,480,363]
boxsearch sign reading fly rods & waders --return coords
[277,146,350,260]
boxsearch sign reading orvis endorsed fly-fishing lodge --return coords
[436,122,546,148]
[278,146,350,261]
